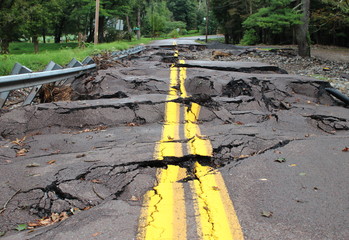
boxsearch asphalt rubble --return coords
[0,44,348,239]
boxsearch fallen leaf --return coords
[273,150,282,154]
[238,155,250,158]
[259,178,268,181]
[26,163,40,168]
[83,206,92,210]
[11,136,26,146]
[92,232,101,237]
[235,121,244,125]
[15,224,27,231]
[167,135,174,140]
[91,179,102,183]
[130,196,139,201]
[28,174,41,177]
[76,154,86,158]
[70,207,81,215]
[342,147,349,152]
[5,160,12,163]
[127,122,138,127]
[289,164,297,167]
[274,157,286,163]
[212,186,220,191]
[47,160,56,165]
[16,148,28,157]
[299,172,306,176]
[51,150,61,154]
[261,211,273,218]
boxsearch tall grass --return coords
[0,38,154,76]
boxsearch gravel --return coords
[189,42,349,96]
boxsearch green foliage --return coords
[167,0,198,29]
[167,29,180,38]
[164,21,187,34]
[242,1,302,34]
[240,29,260,45]
[15,224,27,231]
[143,1,172,36]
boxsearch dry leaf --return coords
[47,160,56,165]
[91,179,102,183]
[261,211,273,218]
[16,148,28,157]
[235,121,244,125]
[212,186,220,191]
[130,196,139,201]
[92,232,101,237]
[274,157,286,163]
[76,154,86,158]
[167,135,174,140]
[342,147,349,152]
[289,164,297,167]
[11,136,26,146]
[26,163,40,168]
[51,150,61,154]
[259,178,268,181]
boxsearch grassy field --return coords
[0,38,155,76]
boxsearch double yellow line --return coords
[137,51,244,240]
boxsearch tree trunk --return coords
[126,15,133,41]
[0,39,10,54]
[98,16,105,43]
[33,36,39,53]
[42,29,46,43]
[295,0,311,57]
[137,7,141,40]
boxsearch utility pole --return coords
[205,0,210,43]
[94,0,100,45]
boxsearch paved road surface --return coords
[0,39,348,239]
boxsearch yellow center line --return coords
[138,53,244,240]
[179,58,243,239]
[138,55,186,239]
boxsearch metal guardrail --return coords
[0,45,146,108]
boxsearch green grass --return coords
[0,38,154,76]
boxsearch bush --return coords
[164,21,186,34]
[240,29,259,45]
[167,29,180,38]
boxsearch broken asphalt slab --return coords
[0,46,348,239]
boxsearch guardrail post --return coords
[22,61,63,106]
[0,63,32,108]
[67,58,83,68]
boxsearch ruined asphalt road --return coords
[0,39,348,240]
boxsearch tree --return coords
[22,0,52,53]
[167,0,198,29]
[0,0,25,54]
[295,0,311,57]
[241,0,302,45]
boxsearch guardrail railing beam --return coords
[0,63,32,108]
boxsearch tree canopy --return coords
[0,0,348,54]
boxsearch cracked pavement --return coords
[0,40,348,239]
